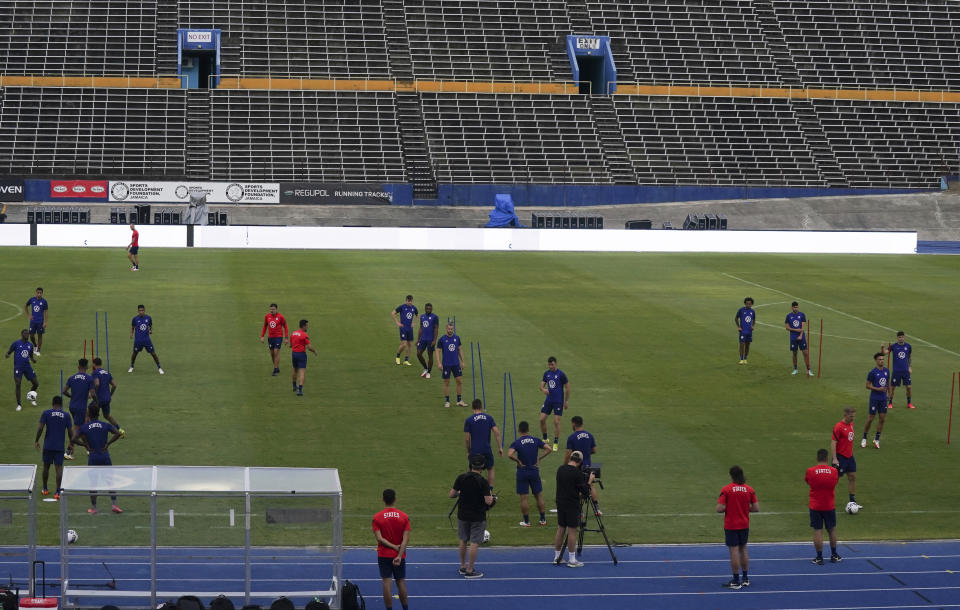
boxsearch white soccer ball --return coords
[845,502,860,515]
[67,529,78,544]
[482,529,490,544]
[26,390,38,402]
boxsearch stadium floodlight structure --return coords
[0,464,38,595]
[59,466,342,609]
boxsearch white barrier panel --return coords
[37,225,186,248]
[195,226,917,254]
[0,224,29,246]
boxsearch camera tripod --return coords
[576,490,618,565]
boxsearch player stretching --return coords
[437,323,466,408]
[24,287,48,356]
[71,405,124,514]
[129,305,163,374]
[63,358,96,459]
[391,295,418,366]
[884,331,914,409]
[6,329,38,412]
[861,352,890,449]
[127,223,140,271]
[784,302,813,376]
[260,303,289,376]
[539,356,570,452]
[830,407,860,511]
[734,297,755,364]
[290,319,318,396]
[35,396,72,499]
[416,303,440,378]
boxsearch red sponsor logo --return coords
[50,180,108,199]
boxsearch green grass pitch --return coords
[3,247,959,547]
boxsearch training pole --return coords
[502,373,507,448]
[886,342,891,370]
[104,312,110,371]
[509,372,516,441]
[949,372,956,445]
[82,339,86,359]
[817,319,823,378]
[477,343,486,408]
[470,342,476,401]
[95,312,99,357]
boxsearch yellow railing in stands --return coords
[0,75,182,88]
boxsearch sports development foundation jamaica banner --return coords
[279,183,396,205]
[108,181,279,204]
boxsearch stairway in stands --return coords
[792,101,848,187]
[395,93,438,199]
[752,0,802,87]
[589,96,638,184]
[382,0,414,82]
[155,0,178,75]
[186,90,211,179]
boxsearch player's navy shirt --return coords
[566,430,596,467]
[93,368,114,403]
[890,342,912,372]
[79,420,116,454]
[867,367,890,401]
[40,409,73,451]
[395,304,418,329]
[26,297,48,323]
[437,333,461,366]
[419,312,440,342]
[735,307,756,333]
[509,434,545,470]
[66,372,94,411]
[8,340,34,367]
[465,412,497,453]
[785,311,806,337]
[132,315,152,343]
[542,369,568,404]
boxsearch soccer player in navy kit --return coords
[539,356,570,451]
[129,305,164,374]
[63,358,95,460]
[24,287,48,356]
[884,331,914,409]
[784,302,813,376]
[465,399,504,489]
[437,323,467,408]
[91,357,122,434]
[392,295,418,366]
[861,352,891,449]
[35,395,72,499]
[72,405,124,514]
[507,420,552,526]
[735,297,755,365]
[565,415,600,512]
[6,328,38,412]
[416,303,440,378]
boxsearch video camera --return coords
[581,463,603,490]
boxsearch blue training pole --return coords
[104,311,110,371]
[95,312,99,357]
[470,342,476,401]
[509,372,516,441]
[502,372,507,445]
[478,343,486,408]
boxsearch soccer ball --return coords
[845,502,860,515]
[66,529,78,544]
[482,529,491,544]
[26,390,38,402]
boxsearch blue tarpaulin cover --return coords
[486,193,524,227]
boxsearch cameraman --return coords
[553,450,594,568]
[449,453,494,579]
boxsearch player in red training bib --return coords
[372,488,411,610]
[126,223,140,271]
[289,319,318,396]
[259,303,289,376]
[806,448,841,565]
[716,465,759,590]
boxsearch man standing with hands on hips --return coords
[372,488,411,610]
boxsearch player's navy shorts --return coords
[470,450,494,470]
[891,372,911,387]
[133,340,154,354]
[378,556,406,580]
[556,503,580,528]
[87,452,112,466]
[868,398,888,415]
[541,400,563,416]
[442,364,462,379]
[836,454,856,476]
[515,468,543,495]
[14,366,37,382]
[809,508,837,530]
[267,337,283,350]
[29,321,45,335]
[739,332,752,343]
[70,406,87,427]
[43,449,64,466]
[292,351,307,369]
[724,528,749,547]
[416,339,434,352]
[398,327,413,341]
[99,400,112,417]
[790,336,808,351]
[129,246,139,255]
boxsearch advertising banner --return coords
[279,183,395,205]
[50,180,108,200]
[108,181,280,204]
[0,178,24,202]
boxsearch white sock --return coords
[569,551,577,563]
[554,550,562,561]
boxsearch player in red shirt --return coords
[126,223,140,271]
[289,319,318,396]
[806,448,841,565]
[372,488,410,610]
[259,303,289,376]
[830,407,861,511]
[716,465,759,590]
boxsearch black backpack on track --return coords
[341,579,365,610]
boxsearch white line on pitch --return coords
[0,300,23,324]
[754,320,884,344]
